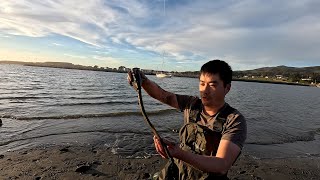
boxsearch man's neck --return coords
[203,102,225,116]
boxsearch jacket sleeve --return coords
[221,112,247,149]
[175,94,198,112]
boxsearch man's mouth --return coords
[201,96,208,100]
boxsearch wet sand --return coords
[0,145,319,180]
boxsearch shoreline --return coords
[0,61,316,87]
[232,78,311,87]
[0,145,319,180]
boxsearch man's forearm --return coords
[142,78,167,102]
[176,150,229,174]
[141,78,178,109]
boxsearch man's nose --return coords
[204,84,210,92]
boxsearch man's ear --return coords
[225,83,231,95]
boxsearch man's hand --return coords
[153,136,180,159]
[127,69,147,87]
[127,70,134,86]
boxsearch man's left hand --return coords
[153,136,180,159]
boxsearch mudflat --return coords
[0,145,319,180]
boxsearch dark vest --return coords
[158,99,236,180]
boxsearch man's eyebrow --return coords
[199,80,218,83]
[208,81,218,84]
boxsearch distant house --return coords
[118,66,126,72]
[276,75,283,79]
[141,69,154,74]
[301,78,312,81]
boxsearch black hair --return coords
[200,60,232,86]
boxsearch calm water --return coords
[1,64,320,159]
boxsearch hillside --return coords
[1,61,319,84]
[235,65,320,76]
[233,65,320,83]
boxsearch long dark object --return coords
[130,68,174,162]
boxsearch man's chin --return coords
[201,99,210,106]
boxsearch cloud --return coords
[92,55,122,66]
[52,43,63,46]
[64,53,87,59]
[0,0,119,46]
[0,34,10,38]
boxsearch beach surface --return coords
[0,145,319,180]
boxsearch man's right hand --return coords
[127,70,134,86]
[127,69,179,109]
[127,69,147,87]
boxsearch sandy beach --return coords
[0,145,319,180]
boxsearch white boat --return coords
[156,72,172,78]
[156,51,172,78]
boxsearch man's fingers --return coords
[154,136,163,152]
[156,144,167,158]
[153,136,168,158]
[127,71,134,86]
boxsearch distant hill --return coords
[0,60,26,65]
[233,65,320,84]
[234,65,320,77]
[0,61,77,67]
[174,65,320,79]
[0,60,121,72]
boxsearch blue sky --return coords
[0,0,320,71]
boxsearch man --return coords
[128,60,247,179]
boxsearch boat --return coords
[156,72,172,78]
[156,51,172,78]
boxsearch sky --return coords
[0,0,320,71]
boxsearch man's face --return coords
[199,73,230,107]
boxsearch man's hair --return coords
[200,60,232,86]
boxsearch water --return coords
[1,64,320,159]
